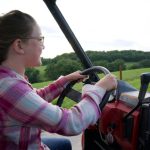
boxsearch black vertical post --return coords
[43,0,99,82]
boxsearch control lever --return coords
[138,73,150,104]
[124,73,150,120]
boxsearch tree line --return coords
[26,50,150,83]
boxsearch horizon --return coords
[41,49,150,59]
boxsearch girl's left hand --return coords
[65,71,88,82]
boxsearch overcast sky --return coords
[1,0,150,58]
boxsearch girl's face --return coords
[22,24,44,68]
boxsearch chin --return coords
[29,62,42,67]
[28,58,42,67]
[35,58,42,66]
[39,59,42,66]
[35,62,42,67]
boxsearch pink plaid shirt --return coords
[0,66,106,150]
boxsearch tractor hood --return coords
[120,91,150,108]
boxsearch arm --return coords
[36,76,68,102]
[36,71,87,102]
[0,77,105,136]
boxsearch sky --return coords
[1,0,150,58]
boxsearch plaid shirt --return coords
[0,66,105,150]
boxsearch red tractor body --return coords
[100,94,140,150]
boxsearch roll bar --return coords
[43,0,99,82]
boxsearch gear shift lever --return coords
[124,73,150,120]
[138,73,150,103]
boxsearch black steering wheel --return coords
[56,66,114,110]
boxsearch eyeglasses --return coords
[20,36,44,44]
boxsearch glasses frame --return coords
[20,36,44,44]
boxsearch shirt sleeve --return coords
[0,77,106,136]
[36,76,69,102]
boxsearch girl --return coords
[0,10,117,150]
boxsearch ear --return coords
[12,39,25,54]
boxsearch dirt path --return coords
[42,131,82,150]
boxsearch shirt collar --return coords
[0,66,32,86]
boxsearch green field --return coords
[112,68,150,89]
[32,68,150,108]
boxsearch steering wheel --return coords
[56,66,114,110]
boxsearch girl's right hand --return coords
[95,74,117,91]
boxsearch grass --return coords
[32,68,150,108]
[113,68,150,90]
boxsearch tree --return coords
[140,59,150,68]
[41,57,51,65]
[106,59,126,71]
[93,60,108,68]
[25,68,40,83]
[45,59,82,80]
